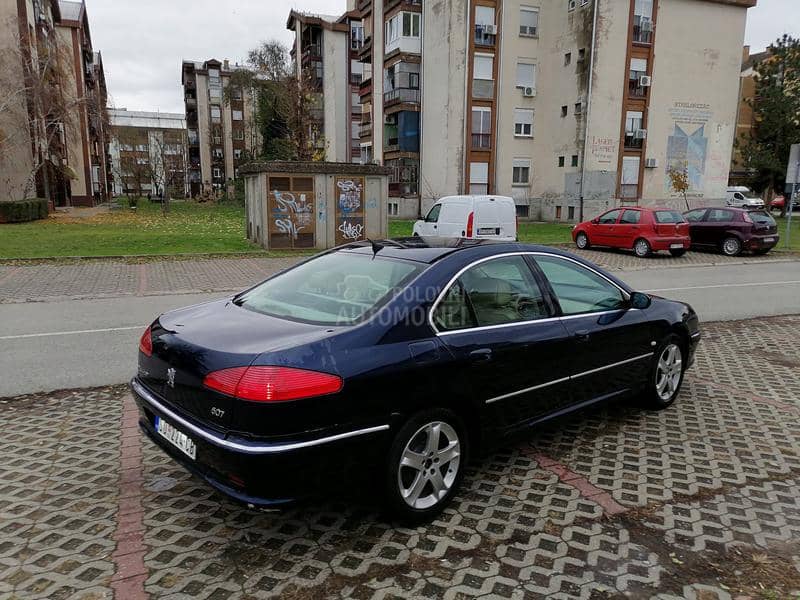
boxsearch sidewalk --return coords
[0,250,795,303]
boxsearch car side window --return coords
[425,204,441,223]
[684,209,706,223]
[620,210,640,224]
[432,256,549,331]
[535,256,627,316]
[598,210,621,225]
[708,209,735,223]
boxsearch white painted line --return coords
[646,280,800,293]
[0,325,145,341]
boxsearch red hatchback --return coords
[572,207,691,258]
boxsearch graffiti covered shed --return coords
[241,161,391,250]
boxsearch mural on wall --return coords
[334,177,366,245]
[665,102,711,197]
[267,177,315,249]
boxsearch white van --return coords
[726,186,765,209]
[412,196,517,241]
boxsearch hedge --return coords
[0,198,49,223]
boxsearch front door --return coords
[592,209,622,247]
[431,255,572,434]
[418,203,441,236]
[615,209,643,249]
[533,254,654,405]
[684,209,708,246]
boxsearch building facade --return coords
[108,109,188,199]
[287,9,365,163]
[181,59,260,197]
[729,45,768,186]
[56,1,110,206]
[316,0,754,220]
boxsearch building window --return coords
[571,155,579,167]
[512,159,531,185]
[629,58,649,98]
[625,110,645,149]
[578,48,586,62]
[473,54,494,99]
[213,149,224,159]
[386,12,421,43]
[210,106,221,123]
[633,0,654,43]
[233,129,244,141]
[516,205,530,218]
[567,0,576,11]
[469,162,489,195]
[574,102,583,115]
[555,206,563,219]
[212,167,222,179]
[561,105,568,118]
[388,201,399,216]
[409,72,420,89]
[232,88,243,101]
[519,7,538,36]
[568,206,575,220]
[475,6,496,45]
[558,156,565,167]
[232,110,243,121]
[471,107,491,149]
[621,156,641,198]
[234,149,243,159]
[351,22,364,50]
[514,108,534,137]
[564,52,572,66]
[515,62,536,90]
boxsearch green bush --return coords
[0,198,49,223]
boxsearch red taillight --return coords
[138,326,152,357]
[466,211,474,238]
[203,366,343,402]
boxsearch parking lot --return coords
[2,314,799,600]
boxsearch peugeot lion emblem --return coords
[166,368,176,388]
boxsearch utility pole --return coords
[786,144,799,249]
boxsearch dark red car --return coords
[683,207,779,256]
[572,207,691,258]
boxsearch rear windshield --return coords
[654,211,686,224]
[235,252,423,325]
[750,211,776,225]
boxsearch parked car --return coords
[726,186,765,209]
[413,195,517,241]
[572,207,691,258]
[683,207,779,256]
[769,195,799,213]
[132,238,700,522]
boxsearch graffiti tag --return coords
[338,220,364,241]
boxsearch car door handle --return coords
[574,329,590,343]
[469,348,493,363]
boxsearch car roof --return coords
[336,237,578,265]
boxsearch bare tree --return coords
[0,17,85,202]
[110,129,150,208]
[667,164,691,211]
[145,130,187,214]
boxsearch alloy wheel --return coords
[722,237,741,256]
[634,239,650,257]
[655,343,683,401]
[576,233,589,249]
[397,421,461,510]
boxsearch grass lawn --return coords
[774,215,800,252]
[0,198,268,259]
[389,219,574,245]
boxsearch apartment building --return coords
[56,1,110,206]
[729,45,769,186]
[287,9,364,163]
[181,59,261,197]
[330,0,755,220]
[108,109,188,198]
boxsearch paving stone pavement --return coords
[0,249,791,303]
[1,317,800,599]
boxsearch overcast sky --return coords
[87,0,799,114]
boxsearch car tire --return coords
[384,409,468,524]
[669,249,687,257]
[633,238,651,258]
[721,236,742,256]
[575,232,590,250]
[642,334,686,410]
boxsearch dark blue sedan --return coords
[131,238,701,522]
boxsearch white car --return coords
[412,195,517,241]
[726,186,765,209]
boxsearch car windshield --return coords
[750,211,775,226]
[235,252,424,325]
[654,210,686,224]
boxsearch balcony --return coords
[628,79,647,99]
[474,24,497,47]
[302,44,322,61]
[359,78,373,97]
[350,73,363,86]
[624,133,644,150]
[184,95,197,107]
[472,79,494,100]
[358,36,373,61]
[632,23,653,44]
[471,133,491,150]
[384,0,422,12]
[384,88,420,105]
[359,122,373,137]
[384,137,400,153]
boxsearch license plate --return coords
[670,243,684,249]
[763,237,775,243]
[478,227,498,235]
[155,416,196,460]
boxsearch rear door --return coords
[497,199,517,240]
[704,208,738,247]
[474,199,502,238]
[533,254,653,405]
[431,254,572,433]
[653,210,689,239]
[593,209,622,246]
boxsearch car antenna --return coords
[367,238,384,260]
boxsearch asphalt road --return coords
[0,261,798,398]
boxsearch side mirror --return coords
[629,291,651,310]
[592,218,599,224]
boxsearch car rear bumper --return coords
[649,237,691,251]
[130,378,391,508]
[744,235,779,251]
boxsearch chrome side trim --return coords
[130,379,389,455]
[429,251,631,336]
[485,352,654,405]
[570,352,654,380]
[486,376,571,404]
